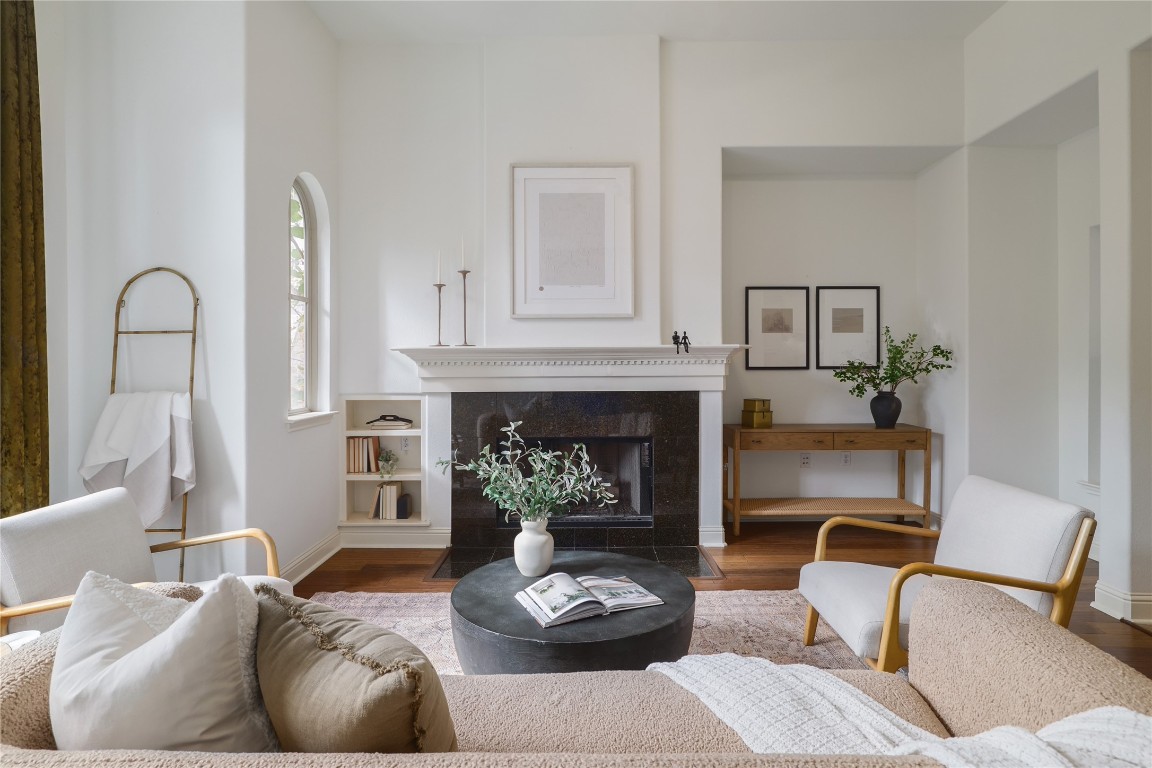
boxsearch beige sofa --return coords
[2,579,1150,767]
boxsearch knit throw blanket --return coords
[649,653,1151,767]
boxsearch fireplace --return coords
[450,391,698,549]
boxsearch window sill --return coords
[286,410,336,432]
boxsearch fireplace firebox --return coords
[449,391,698,549]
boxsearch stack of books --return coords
[372,481,403,519]
[741,398,773,428]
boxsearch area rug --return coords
[308,589,866,675]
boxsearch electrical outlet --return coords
[841,451,852,466]
[799,453,811,468]
[400,437,410,453]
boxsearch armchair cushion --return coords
[50,572,279,752]
[0,489,156,632]
[799,562,931,658]
[254,586,457,754]
[932,476,1091,615]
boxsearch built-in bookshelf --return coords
[339,395,428,528]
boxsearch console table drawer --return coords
[741,433,833,451]
[834,432,927,450]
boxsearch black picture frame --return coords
[744,286,810,370]
[815,286,880,369]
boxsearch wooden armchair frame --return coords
[803,515,1096,673]
[0,528,279,635]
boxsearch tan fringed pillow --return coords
[254,586,457,753]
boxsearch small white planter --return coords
[513,518,554,577]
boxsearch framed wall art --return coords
[511,164,634,318]
[745,286,809,370]
[816,286,880,369]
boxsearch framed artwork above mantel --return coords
[511,164,634,318]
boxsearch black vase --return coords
[869,392,902,429]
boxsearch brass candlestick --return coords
[456,269,475,347]
[432,283,447,346]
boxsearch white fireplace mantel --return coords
[394,345,743,393]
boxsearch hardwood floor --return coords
[295,520,1152,678]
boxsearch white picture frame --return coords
[511,164,634,318]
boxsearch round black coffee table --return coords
[450,551,696,675]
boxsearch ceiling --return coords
[308,1,1005,43]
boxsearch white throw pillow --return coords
[50,571,279,752]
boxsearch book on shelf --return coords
[372,481,402,519]
[347,436,382,474]
[514,572,663,628]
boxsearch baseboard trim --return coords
[699,526,727,548]
[1092,580,1152,625]
[339,526,452,549]
[281,531,341,585]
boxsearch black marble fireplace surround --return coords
[435,391,714,579]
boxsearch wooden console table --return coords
[722,423,932,536]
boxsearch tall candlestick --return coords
[456,269,474,347]
[432,280,447,346]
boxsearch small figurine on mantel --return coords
[671,331,682,352]
[681,332,691,354]
[672,331,692,354]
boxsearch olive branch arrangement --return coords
[438,421,615,522]
[833,326,954,398]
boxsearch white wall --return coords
[967,147,1059,497]
[663,40,965,344]
[722,177,931,503]
[914,149,970,514]
[337,43,484,395]
[482,37,663,348]
[1056,129,1101,515]
[965,2,1150,622]
[242,1,341,578]
[1096,46,1152,622]
[37,0,250,580]
[964,2,1152,143]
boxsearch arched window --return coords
[289,180,314,414]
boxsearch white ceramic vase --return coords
[513,518,554,577]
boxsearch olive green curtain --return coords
[1,0,49,518]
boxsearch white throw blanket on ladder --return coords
[80,392,196,526]
[649,653,1151,767]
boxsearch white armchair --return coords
[0,488,292,633]
[798,475,1095,673]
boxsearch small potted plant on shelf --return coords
[832,326,954,429]
[378,447,400,481]
[439,421,615,576]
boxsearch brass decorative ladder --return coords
[110,267,200,581]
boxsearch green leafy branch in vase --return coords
[378,447,400,481]
[833,326,954,398]
[438,421,616,522]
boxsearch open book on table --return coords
[514,572,664,628]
